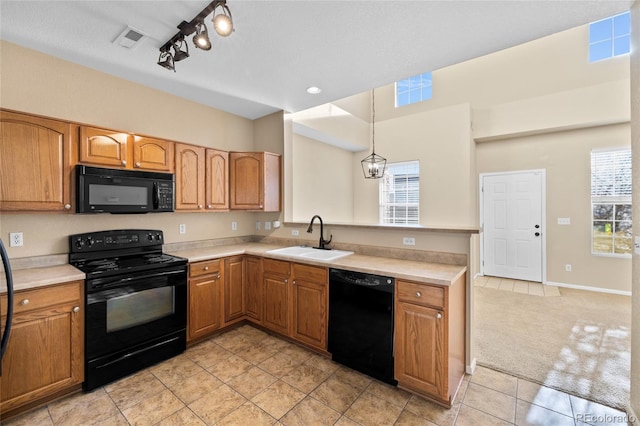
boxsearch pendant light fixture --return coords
[361,89,387,179]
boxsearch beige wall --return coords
[0,41,262,258]
[477,124,631,293]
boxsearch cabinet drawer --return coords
[263,259,290,276]
[292,263,327,284]
[397,280,444,309]
[189,259,222,278]
[1,282,82,315]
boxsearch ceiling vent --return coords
[113,26,148,50]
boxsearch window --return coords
[589,11,631,62]
[380,161,419,224]
[395,72,432,107]
[591,148,632,256]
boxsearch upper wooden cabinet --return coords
[175,144,229,212]
[79,126,174,172]
[205,149,229,211]
[0,110,74,212]
[229,152,281,211]
[175,143,205,211]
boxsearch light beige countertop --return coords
[167,243,466,286]
[1,264,85,294]
[1,242,467,294]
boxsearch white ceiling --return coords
[0,1,633,120]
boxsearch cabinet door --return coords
[205,149,229,210]
[291,263,327,349]
[79,126,130,168]
[175,143,205,211]
[224,256,246,324]
[292,279,327,350]
[262,152,281,212]
[245,256,263,323]
[395,301,446,400]
[0,282,83,415]
[229,152,263,210]
[188,274,222,341]
[263,274,289,335]
[133,137,174,172]
[0,111,74,211]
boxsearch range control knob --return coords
[75,239,84,250]
[86,237,94,247]
[148,234,154,241]
[156,233,162,241]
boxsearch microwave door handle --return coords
[152,182,160,210]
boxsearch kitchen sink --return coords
[266,246,354,262]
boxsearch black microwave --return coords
[76,165,175,214]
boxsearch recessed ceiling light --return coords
[306,86,322,94]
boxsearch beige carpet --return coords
[474,285,631,410]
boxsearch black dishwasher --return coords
[328,268,396,385]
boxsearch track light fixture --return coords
[158,0,234,71]
[157,49,175,72]
[172,37,189,61]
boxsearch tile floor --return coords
[3,324,632,426]
[474,276,562,297]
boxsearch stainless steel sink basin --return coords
[266,246,354,262]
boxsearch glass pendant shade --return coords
[213,5,233,36]
[157,50,175,72]
[193,23,212,50]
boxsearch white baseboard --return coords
[545,280,631,296]
[466,357,477,375]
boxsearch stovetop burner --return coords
[69,229,186,279]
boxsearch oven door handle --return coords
[89,269,185,290]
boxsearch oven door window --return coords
[107,286,174,332]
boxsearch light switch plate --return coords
[557,217,571,225]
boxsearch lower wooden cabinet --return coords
[224,256,246,325]
[245,256,263,323]
[187,259,223,342]
[394,275,466,407]
[291,263,327,350]
[0,281,84,416]
[262,259,291,336]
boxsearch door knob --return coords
[535,232,540,237]
[535,224,540,229]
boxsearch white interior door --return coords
[482,171,543,282]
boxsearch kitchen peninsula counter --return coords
[167,242,467,286]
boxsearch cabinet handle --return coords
[259,205,263,209]
[207,204,212,209]
[20,299,29,306]
[64,204,71,210]
[217,274,221,279]
[293,280,297,285]
[121,160,127,166]
[415,291,421,298]
[284,279,288,284]
[436,312,442,319]
[73,306,80,313]
[135,162,141,168]
[198,205,203,209]
[204,266,209,271]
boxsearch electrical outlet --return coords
[255,221,261,231]
[558,217,571,225]
[10,232,23,247]
[265,221,271,231]
[231,221,237,231]
[403,237,415,246]
[565,264,572,272]
[179,224,186,234]
[292,229,299,236]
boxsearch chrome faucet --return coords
[307,215,332,250]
